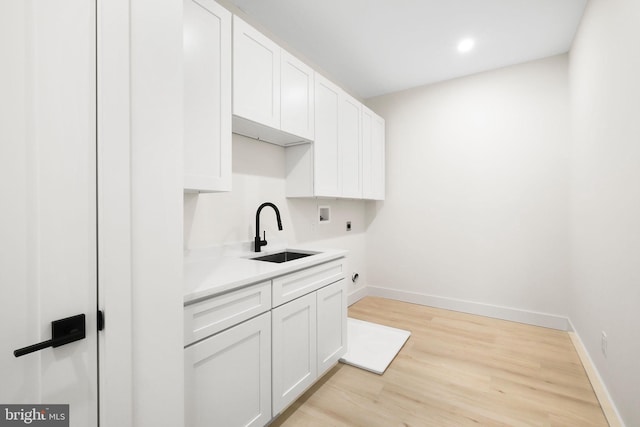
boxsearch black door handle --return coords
[14,314,86,358]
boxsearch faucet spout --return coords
[254,202,283,252]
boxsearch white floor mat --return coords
[340,317,411,375]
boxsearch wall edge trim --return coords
[568,320,625,427]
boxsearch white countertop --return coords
[184,244,348,304]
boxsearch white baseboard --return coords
[366,286,570,330]
[347,286,369,306]
[568,320,625,427]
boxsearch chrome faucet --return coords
[254,202,283,252]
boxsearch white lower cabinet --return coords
[272,278,347,416]
[272,292,317,415]
[184,257,347,426]
[184,312,272,427]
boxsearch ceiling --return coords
[227,0,588,99]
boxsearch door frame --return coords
[97,0,185,426]
[97,0,133,425]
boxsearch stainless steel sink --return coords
[252,251,314,263]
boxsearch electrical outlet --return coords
[601,331,608,358]
[346,221,352,231]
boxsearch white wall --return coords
[365,55,571,325]
[569,0,640,424]
[184,134,368,296]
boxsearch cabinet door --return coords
[183,0,232,192]
[272,293,317,415]
[184,281,271,346]
[317,280,348,375]
[233,16,280,129]
[281,50,315,141]
[361,107,374,199]
[371,112,386,200]
[185,312,271,427]
[362,106,385,200]
[339,92,362,198]
[314,74,341,197]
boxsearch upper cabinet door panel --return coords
[281,51,315,141]
[361,107,374,198]
[339,93,362,198]
[371,113,386,200]
[183,0,232,192]
[362,106,385,200]
[313,74,341,197]
[233,16,280,129]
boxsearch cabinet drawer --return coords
[184,281,271,346]
[272,259,344,307]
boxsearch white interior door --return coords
[0,0,98,425]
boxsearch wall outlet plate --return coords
[601,331,607,357]
[346,221,352,231]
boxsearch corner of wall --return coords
[348,285,369,306]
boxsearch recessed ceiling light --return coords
[457,38,475,53]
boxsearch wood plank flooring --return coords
[271,297,608,427]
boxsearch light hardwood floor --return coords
[271,297,608,427]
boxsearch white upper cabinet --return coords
[286,73,386,200]
[281,50,315,141]
[232,15,280,130]
[362,106,386,200]
[228,15,385,199]
[285,73,340,198]
[232,16,313,145]
[339,92,362,198]
[183,0,232,192]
